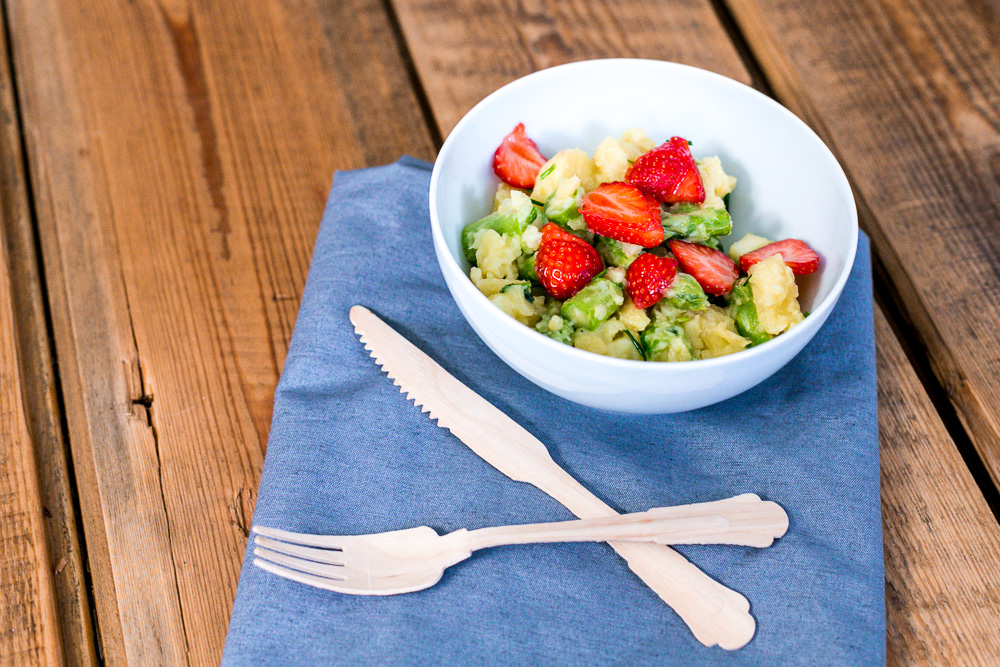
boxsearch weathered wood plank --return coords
[396,0,751,138]
[721,0,1000,492]
[0,3,97,664]
[7,0,433,662]
[876,308,1000,663]
[390,0,1000,659]
[0,3,97,665]
[0,166,62,665]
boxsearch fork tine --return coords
[253,536,346,566]
[253,525,347,549]
[253,546,347,581]
[253,559,365,595]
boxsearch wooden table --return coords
[2,0,999,664]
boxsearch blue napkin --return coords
[223,157,884,665]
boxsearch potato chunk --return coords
[573,317,642,360]
[593,128,656,183]
[697,156,737,210]
[489,285,543,326]
[748,254,805,335]
[531,149,599,203]
[682,305,749,359]
[472,229,521,280]
[617,297,651,332]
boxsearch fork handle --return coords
[460,494,788,551]
[509,456,763,649]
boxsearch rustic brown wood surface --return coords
[723,0,1000,490]
[876,309,1000,662]
[0,0,998,663]
[0,182,62,664]
[0,6,97,664]
[5,0,431,663]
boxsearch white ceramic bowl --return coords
[429,59,857,413]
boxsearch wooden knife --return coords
[349,305,756,649]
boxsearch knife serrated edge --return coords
[349,305,558,485]
[348,305,756,649]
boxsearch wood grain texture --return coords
[0,5,97,663]
[390,0,1000,658]
[0,185,62,665]
[721,0,1000,490]
[391,0,751,137]
[876,308,1000,663]
[6,0,433,662]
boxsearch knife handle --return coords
[533,462,756,650]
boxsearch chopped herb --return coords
[625,329,647,360]
[538,163,556,180]
[500,282,533,302]
[531,199,545,207]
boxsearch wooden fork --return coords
[252,493,787,595]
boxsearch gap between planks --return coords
[0,0,99,662]
[704,0,1000,521]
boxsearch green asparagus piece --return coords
[544,181,585,224]
[461,206,537,263]
[640,319,693,362]
[661,207,732,242]
[516,252,537,282]
[560,277,624,331]
[668,202,700,215]
[595,236,642,268]
[727,282,772,346]
[664,273,709,311]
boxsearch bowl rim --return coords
[429,58,858,374]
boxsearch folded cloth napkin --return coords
[223,157,884,665]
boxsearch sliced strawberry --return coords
[739,239,820,275]
[535,223,603,300]
[578,182,664,248]
[669,240,739,296]
[625,137,705,204]
[643,192,662,224]
[626,253,678,309]
[492,123,548,189]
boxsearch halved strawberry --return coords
[492,123,548,189]
[578,182,664,248]
[625,137,705,204]
[626,253,678,309]
[642,192,662,223]
[540,221,583,245]
[739,239,820,275]
[535,223,603,300]
[669,239,739,296]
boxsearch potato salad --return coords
[462,123,820,362]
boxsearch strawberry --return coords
[492,123,548,189]
[540,221,583,245]
[578,182,665,248]
[642,192,662,222]
[626,253,678,309]
[625,137,705,204]
[535,223,603,300]
[739,239,820,275]
[669,239,739,296]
